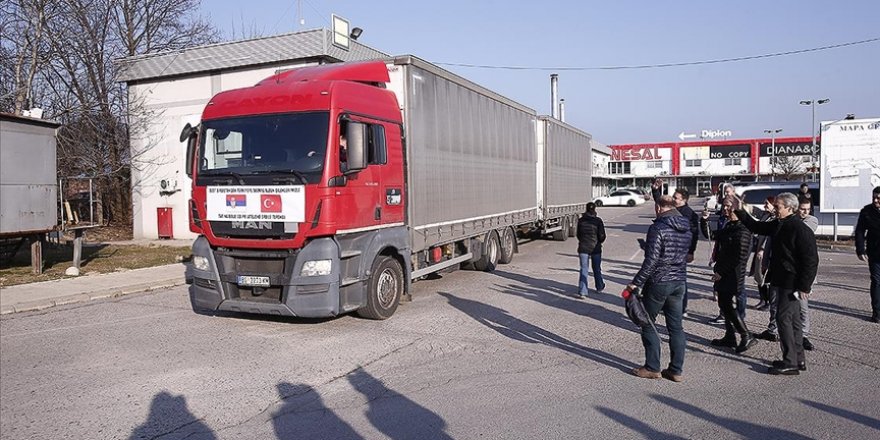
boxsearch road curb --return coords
[0,278,186,315]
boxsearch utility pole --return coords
[763,128,782,182]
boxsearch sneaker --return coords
[631,366,661,379]
[661,369,683,383]
[710,336,737,348]
[575,294,587,300]
[709,314,726,325]
[755,330,778,342]
[803,337,814,351]
[735,336,758,353]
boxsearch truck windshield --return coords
[198,112,329,183]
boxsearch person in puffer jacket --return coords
[628,195,692,383]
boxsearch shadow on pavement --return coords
[439,291,637,374]
[594,406,689,440]
[799,399,880,431]
[347,368,453,440]
[652,394,814,439]
[271,382,363,440]
[128,391,216,440]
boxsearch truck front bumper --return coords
[189,236,343,318]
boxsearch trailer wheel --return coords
[568,215,577,237]
[499,227,515,264]
[552,217,568,241]
[474,231,500,272]
[357,256,403,320]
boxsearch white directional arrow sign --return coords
[678,131,697,141]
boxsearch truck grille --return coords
[213,250,295,305]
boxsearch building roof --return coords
[117,29,389,83]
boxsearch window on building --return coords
[724,158,742,166]
[646,161,662,168]
[608,161,631,174]
[685,159,702,167]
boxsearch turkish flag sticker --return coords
[260,194,282,213]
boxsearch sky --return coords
[205,0,879,145]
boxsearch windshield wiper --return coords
[201,171,245,185]
[250,169,310,185]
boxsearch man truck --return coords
[184,56,591,319]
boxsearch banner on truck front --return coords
[205,186,305,222]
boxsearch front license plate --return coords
[237,275,270,287]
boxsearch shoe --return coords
[768,366,800,376]
[575,293,587,299]
[772,360,806,371]
[710,336,737,348]
[735,336,758,353]
[755,330,778,342]
[803,337,814,351]
[596,286,605,293]
[871,316,880,323]
[709,314,726,325]
[661,369,683,383]
[682,312,689,318]
[755,300,767,309]
[631,366,661,379]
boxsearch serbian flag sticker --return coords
[260,194,282,212]
[226,194,246,208]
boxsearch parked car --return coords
[594,190,647,207]
[624,187,651,201]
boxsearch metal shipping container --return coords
[0,114,60,236]
[386,56,539,253]
[537,116,592,221]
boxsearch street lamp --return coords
[799,98,830,181]
[763,128,782,182]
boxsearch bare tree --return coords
[2,0,220,227]
[773,156,807,182]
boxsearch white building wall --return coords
[129,62,317,239]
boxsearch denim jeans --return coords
[640,281,686,375]
[578,252,605,294]
[870,256,880,318]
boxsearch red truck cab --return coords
[184,61,409,319]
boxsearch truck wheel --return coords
[499,227,515,264]
[357,256,403,320]
[474,231,500,272]
[568,215,577,237]
[627,199,636,207]
[552,217,568,241]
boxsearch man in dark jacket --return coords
[736,192,819,375]
[575,202,606,298]
[855,186,880,323]
[673,188,700,316]
[708,196,757,353]
[628,196,692,382]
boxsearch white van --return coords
[733,182,857,237]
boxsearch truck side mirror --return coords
[180,123,197,178]
[345,122,368,173]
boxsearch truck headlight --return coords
[300,260,332,277]
[193,256,210,271]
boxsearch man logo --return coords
[231,221,272,229]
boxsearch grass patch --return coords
[0,243,192,287]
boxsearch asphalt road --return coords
[2,202,879,440]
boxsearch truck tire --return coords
[627,199,636,207]
[473,231,500,272]
[357,256,403,320]
[499,227,515,264]
[568,215,577,237]
[552,217,568,241]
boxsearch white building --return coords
[118,29,388,239]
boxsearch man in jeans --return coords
[855,186,880,323]
[628,196,692,382]
[575,202,606,298]
[673,188,700,317]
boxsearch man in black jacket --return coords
[673,188,700,316]
[855,186,880,323]
[628,196,692,382]
[708,196,757,353]
[736,192,819,375]
[575,203,606,298]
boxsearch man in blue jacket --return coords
[628,195,692,383]
[855,186,880,323]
